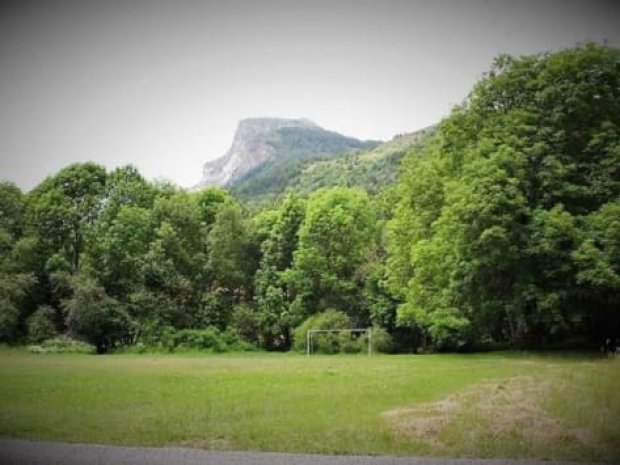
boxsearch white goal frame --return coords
[306,328,372,356]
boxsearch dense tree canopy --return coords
[0,44,618,353]
[387,44,620,349]
[289,187,375,324]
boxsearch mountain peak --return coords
[194,117,372,189]
[237,117,319,129]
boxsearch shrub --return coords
[28,335,96,354]
[0,272,35,342]
[63,275,135,352]
[195,291,232,330]
[358,326,393,354]
[293,309,352,353]
[176,327,227,352]
[339,331,363,353]
[27,305,58,343]
[136,326,256,353]
[230,304,260,344]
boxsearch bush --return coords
[230,304,260,344]
[63,275,135,352]
[221,329,257,352]
[358,326,393,354]
[0,298,19,343]
[0,272,35,342]
[27,305,58,342]
[137,326,255,353]
[176,328,228,352]
[339,331,363,353]
[195,292,232,330]
[293,309,352,353]
[28,336,96,354]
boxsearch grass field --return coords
[0,350,619,461]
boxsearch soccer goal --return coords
[306,328,372,356]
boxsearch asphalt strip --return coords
[0,439,595,465]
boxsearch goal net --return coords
[306,328,372,356]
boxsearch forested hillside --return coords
[1,44,618,353]
[233,126,434,203]
[228,126,381,202]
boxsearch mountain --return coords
[292,125,435,194]
[230,124,436,204]
[194,117,379,189]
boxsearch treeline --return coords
[1,44,618,353]
[0,170,392,353]
[388,44,620,349]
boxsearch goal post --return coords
[306,328,372,356]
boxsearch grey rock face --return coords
[195,118,319,188]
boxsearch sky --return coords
[1,0,619,190]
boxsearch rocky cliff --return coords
[194,118,376,189]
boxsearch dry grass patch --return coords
[383,375,609,460]
[382,398,458,447]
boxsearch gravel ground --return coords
[0,439,595,465]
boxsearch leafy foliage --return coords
[26,305,59,342]
[27,335,96,354]
[290,187,375,324]
[1,44,618,354]
[293,309,352,353]
[387,44,620,349]
[63,275,134,352]
[0,272,35,342]
[254,194,305,349]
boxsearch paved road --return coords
[0,439,594,465]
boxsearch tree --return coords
[292,309,352,353]
[0,272,36,342]
[25,163,107,271]
[573,200,620,339]
[84,205,153,297]
[0,182,24,239]
[254,194,305,348]
[207,201,254,299]
[230,304,260,344]
[63,274,134,353]
[193,187,234,228]
[387,44,620,349]
[139,222,197,328]
[291,187,374,324]
[27,305,59,342]
[99,165,156,223]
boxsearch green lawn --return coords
[0,350,618,461]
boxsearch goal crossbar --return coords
[306,328,372,356]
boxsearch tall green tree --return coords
[573,200,620,338]
[388,44,620,349]
[193,187,234,228]
[25,163,107,271]
[0,182,24,239]
[254,194,305,348]
[0,272,35,342]
[291,187,374,324]
[63,274,134,353]
[85,205,153,297]
[207,201,254,298]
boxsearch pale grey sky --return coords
[1,0,619,190]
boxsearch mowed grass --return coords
[0,350,618,461]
